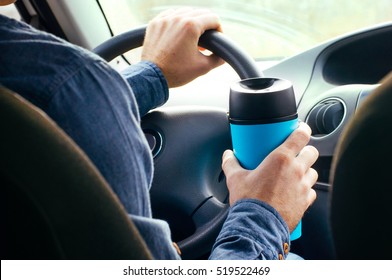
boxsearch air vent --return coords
[306,98,345,137]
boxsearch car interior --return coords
[1,0,392,260]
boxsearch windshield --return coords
[98,0,391,62]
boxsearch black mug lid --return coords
[229,77,297,124]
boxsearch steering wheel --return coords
[93,26,262,259]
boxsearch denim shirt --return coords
[0,15,291,260]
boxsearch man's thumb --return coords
[222,150,242,174]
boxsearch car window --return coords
[98,0,391,63]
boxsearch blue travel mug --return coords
[229,77,301,240]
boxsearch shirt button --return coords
[278,254,284,260]
[283,242,289,254]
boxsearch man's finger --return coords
[296,145,319,171]
[277,122,311,157]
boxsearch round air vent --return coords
[306,98,345,137]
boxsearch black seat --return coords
[0,86,152,259]
[330,72,392,259]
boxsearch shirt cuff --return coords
[209,199,291,260]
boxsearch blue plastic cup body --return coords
[230,118,302,240]
[230,119,298,170]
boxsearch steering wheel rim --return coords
[93,26,262,259]
[93,25,262,79]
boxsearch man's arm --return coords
[121,61,168,117]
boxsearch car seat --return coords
[0,86,152,259]
[330,72,392,259]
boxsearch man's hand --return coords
[142,8,224,88]
[222,122,319,232]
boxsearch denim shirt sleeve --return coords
[121,61,169,117]
[209,199,291,260]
